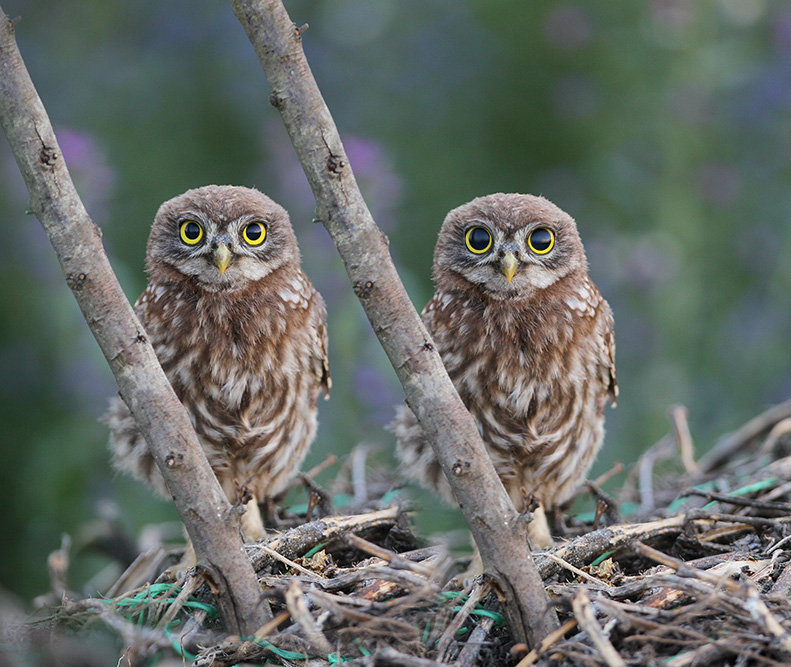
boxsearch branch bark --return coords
[0,8,269,636]
[231,0,558,646]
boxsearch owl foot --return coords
[160,538,196,581]
[456,546,484,587]
[526,504,554,550]
[241,496,267,543]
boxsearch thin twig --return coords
[682,489,791,512]
[256,544,326,578]
[571,589,626,667]
[155,572,204,630]
[568,463,624,504]
[284,454,338,492]
[686,509,790,529]
[351,444,371,506]
[249,506,400,570]
[514,619,578,667]
[699,399,791,473]
[593,462,625,488]
[542,552,615,588]
[537,514,685,579]
[346,533,435,578]
[760,418,791,456]
[637,436,674,512]
[283,580,333,656]
[252,609,290,640]
[436,581,491,660]
[670,405,699,476]
[454,615,496,667]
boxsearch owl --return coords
[392,193,617,551]
[106,185,330,545]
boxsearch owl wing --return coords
[311,293,331,398]
[600,303,618,407]
[131,283,168,354]
[420,292,441,337]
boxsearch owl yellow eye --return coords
[465,226,493,254]
[528,227,555,254]
[242,222,266,246]
[179,220,203,245]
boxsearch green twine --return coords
[302,541,329,558]
[701,477,779,510]
[106,582,219,622]
[437,590,506,627]
[590,550,615,567]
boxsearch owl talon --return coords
[241,496,267,543]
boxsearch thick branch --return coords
[231,0,558,646]
[0,9,269,635]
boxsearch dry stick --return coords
[249,506,400,570]
[537,514,685,579]
[253,609,291,640]
[593,462,625,488]
[637,436,674,513]
[284,454,338,492]
[542,552,614,588]
[567,462,624,505]
[436,581,491,660]
[346,533,436,578]
[0,9,268,636]
[686,509,788,529]
[256,544,326,579]
[366,648,445,667]
[682,488,791,512]
[155,572,204,631]
[570,589,626,667]
[699,398,791,473]
[230,0,558,646]
[670,405,699,476]
[635,542,791,653]
[454,615,496,667]
[515,619,578,667]
[760,418,791,456]
[283,580,334,656]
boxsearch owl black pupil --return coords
[184,223,200,240]
[469,228,490,251]
[247,224,262,241]
[531,229,552,251]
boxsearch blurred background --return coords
[1,0,789,602]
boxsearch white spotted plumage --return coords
[392,193,616,549]
[105,186,330,539]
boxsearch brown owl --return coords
[392,193,617,551]
[106,185,330,546]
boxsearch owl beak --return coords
[214,243,232,275]
[500,250,519,283]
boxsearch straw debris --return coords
[5,401,791,666]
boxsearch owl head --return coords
[146,185,300,292]
[433,193,588,299]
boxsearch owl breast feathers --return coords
[106,185,330,522]
[392,193,617,547]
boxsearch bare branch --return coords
[230,0,558,646]
[699,398,791,473]
[0,7,269,635]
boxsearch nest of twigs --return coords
[5,401,791,666]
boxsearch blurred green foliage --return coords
[1,0,789,601]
